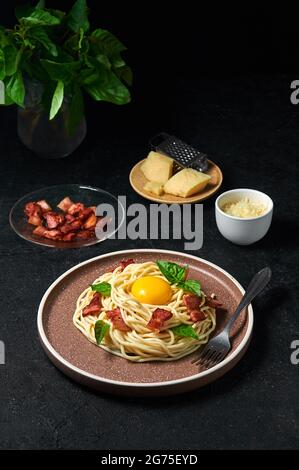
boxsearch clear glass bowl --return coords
[9,184,125,249]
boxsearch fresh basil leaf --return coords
[156,261,187,284]
[49,79,63,120]
[95,54,111,70]
[4,45,19,76]
[79,68,99,85]
[47,9,66,21]
[115,65,133,86]
[84,67,130,105]
[178,279,201,297]
[111,54,125,68]
[0,27,10,49]
[21,10,60,26]
[94,320,110,345]
[0,49,5,80]
[91,281,111,297]
[171,324,199,340]
[67,0,89,33]
[6,71,25,106]
[28,27,57,56]
[67,86,84,135]
[41,59,79,83]
[91,29,126,56]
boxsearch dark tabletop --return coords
[0,75,298,450]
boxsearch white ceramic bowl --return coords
[215,189,273,245]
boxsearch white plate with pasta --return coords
[38,249,253,396]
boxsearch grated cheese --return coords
[221,197,267,218]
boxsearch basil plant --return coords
[0,0,132,132]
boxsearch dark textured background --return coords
[0,1,299,450]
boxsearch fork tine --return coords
[202,350,218,368]
[193,347,214,367]
[205,351,226,369]
[191,345,209,364]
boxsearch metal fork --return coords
[191,267,272,369]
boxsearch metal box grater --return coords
[150,132,209,172]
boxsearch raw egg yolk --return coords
[131,276,172,305]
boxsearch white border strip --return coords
[37,249,254,388]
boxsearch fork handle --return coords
[225,267,272,333]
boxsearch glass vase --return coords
[17,79,86,159]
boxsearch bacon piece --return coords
[65,214,76,223]
[106,307,131,331]
[83,213,97,229]
[76,230,95,239]
[62,232,77,242]
[36,200,52,212]
[205,296,222,309]
[28,214,42,226]
[119,259,135,271]
[24,202,41,218]
[43,211,65,229]
[147,308,173,331]
[183,294,201,311]
[67,202,85,215]
[189,310,206,322]
[57,196,74,212]
[33,226,61,240]
[82,293,102,317]
[89,206,97,214]
[32,225,47,237]
[78,207,94,221]
[60,220,82,234]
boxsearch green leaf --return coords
[67,86,84,135]
[41,59,79,83]
[0,49,5,80]
[91,281,111,297]
[178,279,201,297]
[79,68,99,85]
[115,65,133,86]
[4,45,19,76]
[171,324,199,340]
[67,0,89,33]
[21,9,61,26]
[91,29,126,56]
[0,27,10,49]
[94,320,110,345]
[156,261,187,284]
[28,27,57,56]
[47,9,65,21]
[84,67,130,105]
[6,71,25,106]
[49,80,64,120]
[95,54,111,69]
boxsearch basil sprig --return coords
[171,324,199,340]
[91,281,111,296]
[156,261,201,296]
[94,320,110,345]
[0,0,132,123]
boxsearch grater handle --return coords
[149,132,170,150]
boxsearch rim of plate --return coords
[37,249,254,388]
[9,184,125,248]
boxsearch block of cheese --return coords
[143,181,164,196]
[164,168,211,198]
[141,151,173,184]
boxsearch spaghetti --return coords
[73,261,217,362]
